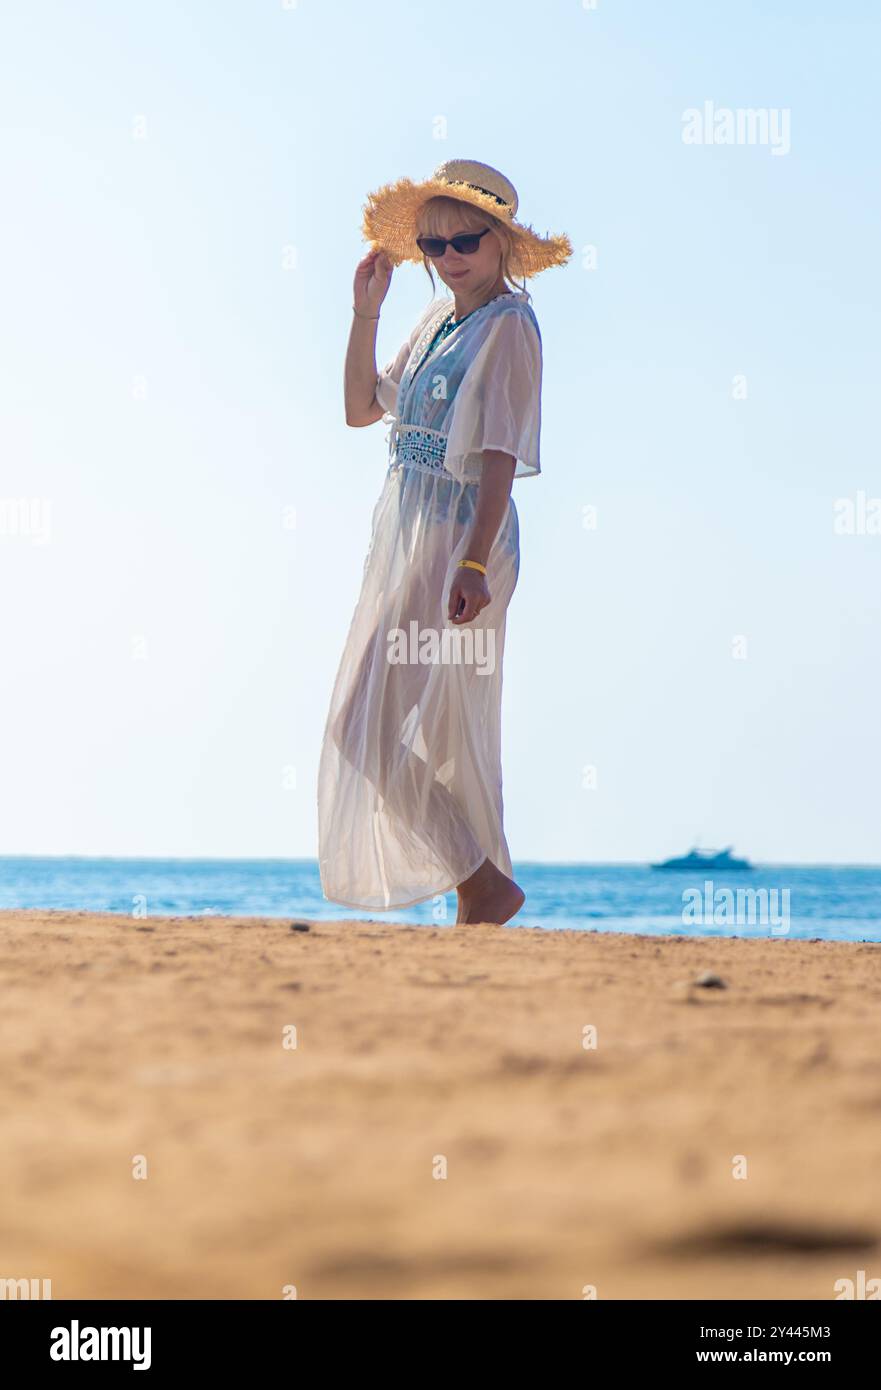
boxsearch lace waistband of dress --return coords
[387,422,452,479]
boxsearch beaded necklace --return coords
[410,290,513,383]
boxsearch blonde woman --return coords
[318,159,571,925]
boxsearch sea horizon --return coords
[2,855,880,941]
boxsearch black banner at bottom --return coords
[1,1297,875,1372]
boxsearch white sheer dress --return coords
[318,288,543,910]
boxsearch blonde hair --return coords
[415,195,530,300]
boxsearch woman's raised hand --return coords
[354,250,393,318]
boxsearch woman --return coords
[318,159,571,925]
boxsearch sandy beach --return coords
[1,908,879,1300]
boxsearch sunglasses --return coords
[415,227,492,259]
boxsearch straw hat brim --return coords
[362,175,572,280]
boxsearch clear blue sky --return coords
[2,1,879,863]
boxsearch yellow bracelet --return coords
[458,559,487,575]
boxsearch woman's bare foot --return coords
[456,856,525,925]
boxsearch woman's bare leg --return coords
[456,856,525,926]
[329,544,521,915]
[331,621,485,885]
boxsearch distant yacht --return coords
[651,845,753,871]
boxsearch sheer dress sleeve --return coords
[374,300,445,417]
[444,307,543,482]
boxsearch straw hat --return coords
[362,158,572,280]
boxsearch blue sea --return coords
[1,858,880,940]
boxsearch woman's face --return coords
[419,206,504,295]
